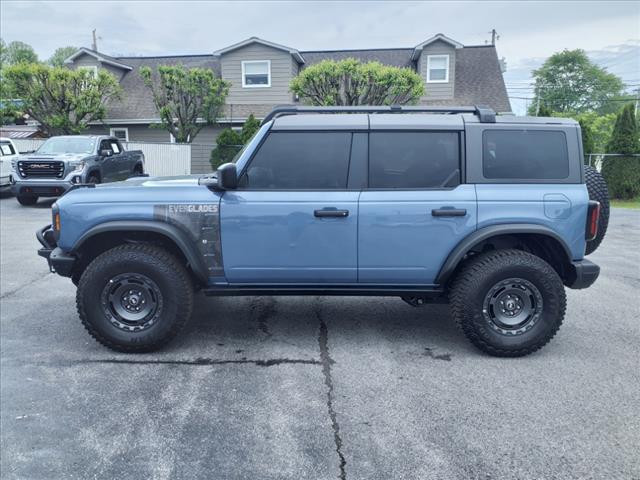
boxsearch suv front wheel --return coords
[450,249,566,357]
[77,244,193,352]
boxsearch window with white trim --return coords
[242,60,271,88]
[110,127,129,142]
[426,55,449,83]
[78,65,98,78]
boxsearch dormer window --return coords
[242,60,271,88]
[426,55,449,83]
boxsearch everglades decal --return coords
[153,203,223,277]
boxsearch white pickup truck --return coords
[0,138,18,194]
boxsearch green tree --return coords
[290,58,424,105]
[210,114,262,168]
[0,38,7,70]
[3,63,121,135]
[578,118,595,154]
[536,103,553,117]
[140,64,229,143]
[3,40,39,65]
[48,46,78,67]
[602,104,640,199]
[528,49,624,114]
[240,114,260,143]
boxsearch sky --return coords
[1,0,638,114]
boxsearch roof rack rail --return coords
[261,104,496,124]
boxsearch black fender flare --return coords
[435,223,574,285]
[72,220,208,283]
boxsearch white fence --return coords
[11,139,192,177]
[125,142,191,176]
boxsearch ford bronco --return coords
[37,106,609,357]
[12,135,144,206]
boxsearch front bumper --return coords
[36,225,75,277]
[566,259,600,289]
[12,180,73,198]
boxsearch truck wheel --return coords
[16,195,38,206]
[584,165,609,255]
[449,249,566,357]
[87,173,100,184]
[76,244,193,352]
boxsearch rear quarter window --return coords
[483,130,569,179]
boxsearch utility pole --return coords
[488,29,499,46]
[92,29,98,51]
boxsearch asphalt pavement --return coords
[1,195,638,480]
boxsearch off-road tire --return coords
[450,249,566,357]
[16,195,38,206]
[584,165,609,255]
[76,244,193,352]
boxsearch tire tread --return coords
[76,244,193,352]
[450,249,566,357]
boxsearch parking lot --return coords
[0,195,638,480]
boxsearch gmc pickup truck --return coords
[11,135,144,206]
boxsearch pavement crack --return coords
[250,297,275,337]
[423,347,452,361]
[0,272,53,299]
[47,357,322,367]
[316,299,347,480]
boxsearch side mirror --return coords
[217,163,238,190]
[99,149,112,157]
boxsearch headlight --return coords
[69,160,85,171]
[11,158,17,169]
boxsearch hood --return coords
[21,152,88,163]
[56,174,220,207]
[97,175,203,189]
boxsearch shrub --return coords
[210,114,261,169]
[602,104,640,199]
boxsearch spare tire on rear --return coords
[584,165,609,255]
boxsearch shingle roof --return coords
[300,48,414,68]
[92,42,510,121]
[103,55,220,120]
[301,45,511,113]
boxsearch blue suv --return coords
[37,106,608,356]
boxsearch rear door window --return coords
[242,132,352,189]
[369,132,460,189]
[483,130,569,179]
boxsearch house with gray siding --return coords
[63,33,511,145]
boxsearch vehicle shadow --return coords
[32,199,57,209]
[170,293,472,357]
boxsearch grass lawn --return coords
[611,197,640,210]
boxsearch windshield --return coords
[37,137,95,155]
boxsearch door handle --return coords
[432,207,467,217]
[314,209,349,218]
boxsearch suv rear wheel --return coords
[450,249,566,357]
[76,244,193,352]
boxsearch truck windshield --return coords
[37,137,95,154]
